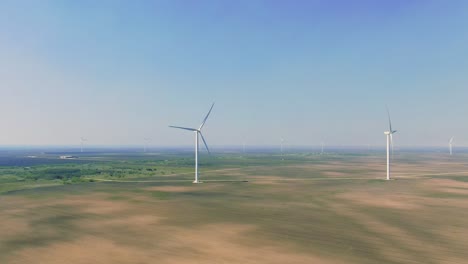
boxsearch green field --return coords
[1,150,468,263]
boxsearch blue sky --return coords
[1,0,468,147]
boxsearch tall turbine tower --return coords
[384,108,397,180]
[169,103,214,183]
[449,137,454,156]
[80,137,87,153]
[143,137,151,153]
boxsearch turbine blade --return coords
[386,105,393,133]
[450,136,454,144]
[199,132,211,155]
[169,126,197,131]
[199,103,215,130]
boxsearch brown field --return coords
[1,153,468,263]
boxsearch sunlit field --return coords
[1,149,468,264]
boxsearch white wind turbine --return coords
[449,137,454,156]
[80,137,87,153]
[169,103,214,183]
[384,107,397,180]
[143,137,151,153]
[280,137,285,155]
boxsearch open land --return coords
[1,149,468,263]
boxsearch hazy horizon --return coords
[0,144,466,151]
[1,1,468,147]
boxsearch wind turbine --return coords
[280,137,285,155]
[449,137,454,156]
[321,141,324,154]
[169,103,214,183]
[143,137,151,153]
[384,107,397,180]
[80,137,87,153]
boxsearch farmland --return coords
[1,149,468,263]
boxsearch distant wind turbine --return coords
[449,137,454,156]
[169,103,214,183]
[280,137,285,155]
[80,137,87,153]
[143,137,151,153]
[384,107,397,180]
[321,141,324,154]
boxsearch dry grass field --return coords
[1,152,468,263]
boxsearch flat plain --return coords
[1,150,468,264]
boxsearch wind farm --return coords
[2,1,468,264]
[1,105,467,264]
